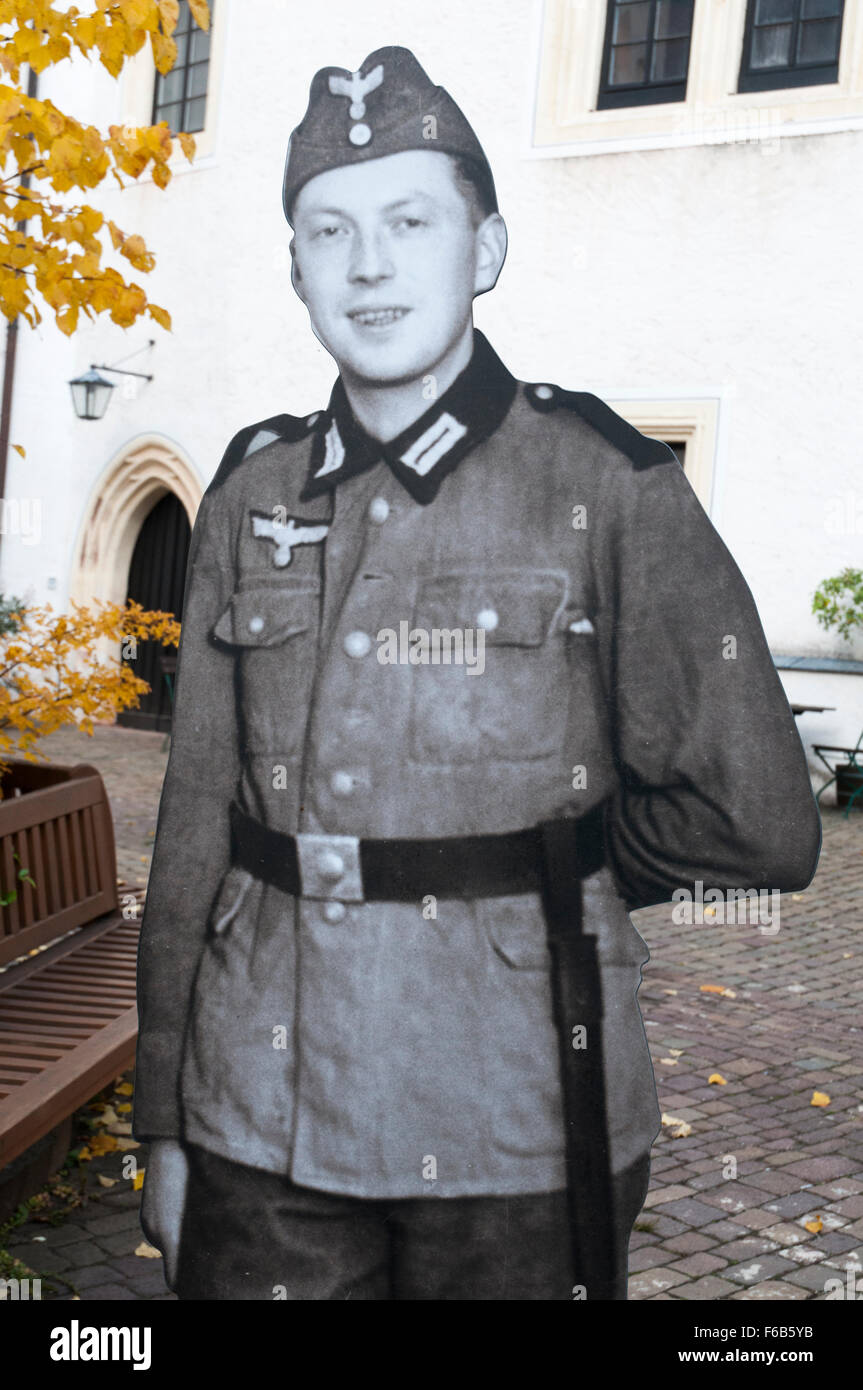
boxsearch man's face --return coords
[290,149,503,389]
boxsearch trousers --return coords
[174,1142,652,1300]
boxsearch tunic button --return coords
[248,615,265,634]
[344,630,371,658]
[318,850,345,880]
[330,770,354,797]
[368,497,390,524]
[322,901,347,925]
[533,384,554,400]
[476,608,499,632]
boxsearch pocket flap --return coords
[415,571,567,647]
[212,585,317,647]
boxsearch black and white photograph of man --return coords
[134,42,820,1301]
[3,1,860,1333]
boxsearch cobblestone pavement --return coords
[3,726,861,1300]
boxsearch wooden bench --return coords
[0,760,140,1173]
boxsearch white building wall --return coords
[0,0,860,772]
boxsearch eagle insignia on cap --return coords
[328,63,383,146]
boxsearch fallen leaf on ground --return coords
[116,1103,132,1113]
[708,1073,727,1085]
[88,1133,119,1156]
[133,1168,146,1191]
[97,1175,117,1189]
[114,1138,140,1151]
[134,1242,162,1259]
[804,1216,823,1234]
[92,1105,120,1127]
[669,1049,684,1057]
[659,1058,678,1066]
[661,1113,693,1139]
[662,989,678,996]
[810,1091,831,1108]
[107,1122,133,1136]
[700,984,737,998]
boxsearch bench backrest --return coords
[0,763,118,967]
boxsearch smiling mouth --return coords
[347,307,411,326]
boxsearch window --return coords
[667,441,687,470]
[597,0,696,109]
[739,0,845,92]
[607,402,717,512]
[152,0,214,134]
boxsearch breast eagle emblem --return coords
[250,513,330,568]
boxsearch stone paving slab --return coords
[0,727,860,1300]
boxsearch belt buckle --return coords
[295,833,364,902]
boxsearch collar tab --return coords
[300,330,516,505]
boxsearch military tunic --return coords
[132,330,821,1197]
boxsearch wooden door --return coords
[118,493,191,732]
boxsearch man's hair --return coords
[448,154,498,228]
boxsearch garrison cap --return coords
[282,45,497,225]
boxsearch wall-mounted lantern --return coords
[69,341,155,421]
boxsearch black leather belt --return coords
[229,798,606,902]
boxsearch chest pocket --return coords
[408,569,569,764]
[213,582,320,754]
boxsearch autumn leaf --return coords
[804,1216,823,1234]
[148,302,171,330]
[158,1,180,36]
[92,1104,120,1127]
[0,600,181,783]
[115,1138,140,1151]
[88,1132,119,1156]
[116,1102,132,1113]
[188,0,211,30]
[810,1090,831,1107]
[12,443,25,458]
[661,1112,693,1139]
[134,1241,162,1259]
[97,1174,117,1189]
[133,1168,146,1191]
[115,1081,134,1096]
[177,130,195,160]
[0,6,199,336]
[707,1073,727,1085]
[700,984,737,998]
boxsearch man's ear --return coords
[473,213,508,298]
[289,237,306,303]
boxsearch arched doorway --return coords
[118,493,191,732]
[70,434,204,731]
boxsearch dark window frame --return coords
[151,0,214,135]
[738,0,845,94]
[597,0,695,110]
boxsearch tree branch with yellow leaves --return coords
[0,0,210,335]
[0,597,181,783]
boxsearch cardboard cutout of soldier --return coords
[134,45,821,1300]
